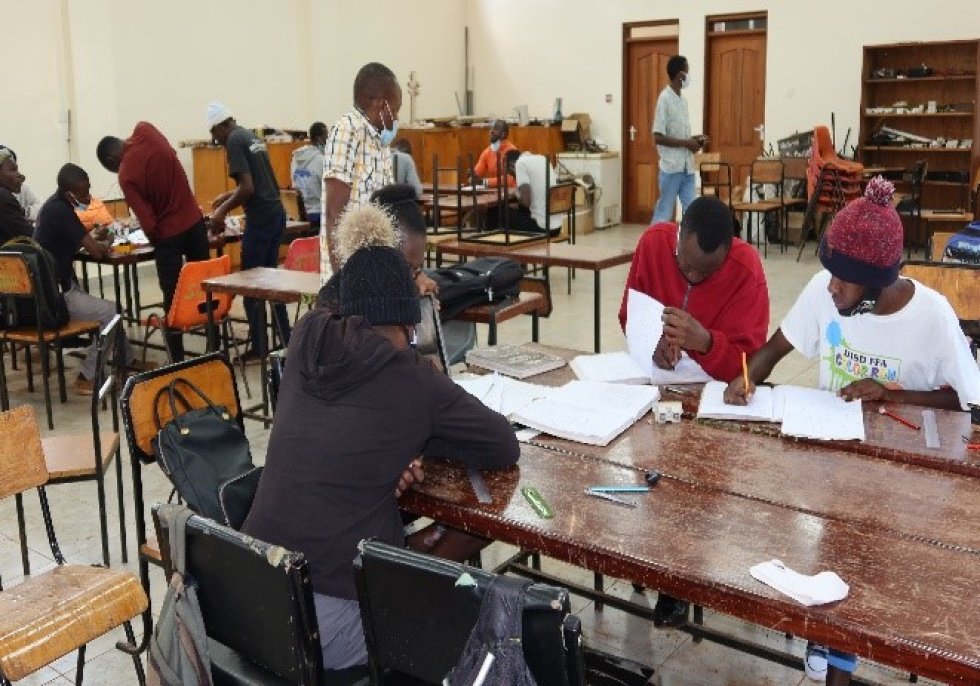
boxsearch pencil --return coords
[878,406,921,431]
[741,351,750,394]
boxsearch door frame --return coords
[622,20,679,223]
[703,11,769,186]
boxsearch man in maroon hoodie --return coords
[97,123,209,360]
[618,195,769,628]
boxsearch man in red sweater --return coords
[97,123,210,361]
[618,194,769,626]
[620,195,769,383]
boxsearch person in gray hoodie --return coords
[244,204,519,670]
[290,121,327,229]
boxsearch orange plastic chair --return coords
[141,256,251,395]
[283,236,320,273]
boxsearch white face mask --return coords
[681,72,691,90]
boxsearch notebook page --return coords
[697,380,777,422]
[512,400,634,447]
[625,289,711,384]
[779,387,866,441]
[495,377,554,417]
[550,380,659,421]
[570,352,648,384]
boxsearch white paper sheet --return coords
[779,387,865,441]
[625,289,712,384]
[570,352,648,384]
[696,380,781,422]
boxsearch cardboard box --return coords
[561,113,592,150]
[563,208,594,237]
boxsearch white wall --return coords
[465,0,980,156]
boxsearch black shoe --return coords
[652,594,688,628]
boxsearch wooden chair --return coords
[41,314,127,569]
[0,252,101,430]
[697,153,734,205]
[0,405,148,686]
[928,231,957,261]
[900,260,980,349]
[354,539,588,685]
[119,353,244,655]
[141,256,251,397]
[152,504,364,686]
[732,158,786,257]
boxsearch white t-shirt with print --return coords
[781,270,980,409]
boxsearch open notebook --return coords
[571,289,712,385]
[696,381,865,441]
[455,376,659,446]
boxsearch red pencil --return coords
[878,406,921,431]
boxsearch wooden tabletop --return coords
[401,445,980,684]
[435,239,634,271]
[201,267,320,303]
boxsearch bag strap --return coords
[159,503,194,578]
[153,378,227,432]
[476,575,533,646]
[2,236,43,250]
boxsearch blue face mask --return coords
[490,140,501,153]
[70,193,89,211]
[380,100,399,146]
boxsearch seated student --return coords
[74,195,115,231]
[33,164,139,394]
[619,195,769,384]
[941,220,980,263]
[390,139,423,198]
[470,120,517,188]
[725,178,980,682]
[0,145,34,244]
[243,205,519,671]
[488,149,563,235]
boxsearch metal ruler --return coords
[922,410,940,449]
[467,468,492,504]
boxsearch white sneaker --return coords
[805,642,829,682]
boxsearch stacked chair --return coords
[797,126,865,261]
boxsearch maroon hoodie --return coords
[244,310,519,599]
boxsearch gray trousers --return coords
[313,592,367,670]
[64,283,133,380]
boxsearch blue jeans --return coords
[652,171,696,224]
[242,208,291,354]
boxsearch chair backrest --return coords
[284,236,320,273]
[813,125,836,162]
[153,505,323,685]
[698,154,734,205]
[89,315,123,438]
[121,353,242,464]
[547,182,575,215]
[354,539,585,686]
[280,189,305,222]
[751,158,784,187]
[167,256,233,331]
[930,231,957,262]
[415,295,449,373]
[0,405,48,499]
[901,260,980,322]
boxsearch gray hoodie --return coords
[290,143,325,216]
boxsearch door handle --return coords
[753,124,765,141]
[629,125,637,142]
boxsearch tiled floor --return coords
[0,225,940,685]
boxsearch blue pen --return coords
[587,485,651,494]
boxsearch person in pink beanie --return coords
[726,175,980,413]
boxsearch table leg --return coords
[531,310,539,343]
[204,291,217,353]
[258,302,270,424]
[593,271,601,353]
[827,666,851,686]
[488,308,498,346]
[123,264,134,321]
[112,265,123,315]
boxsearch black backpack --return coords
[0,237,70,330]
[429,257,523,321]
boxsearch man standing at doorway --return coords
[651,55,707,223]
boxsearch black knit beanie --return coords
[339,246,421,325]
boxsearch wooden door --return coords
[706,29,767,188]
[624,37,678,223]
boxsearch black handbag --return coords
[152,379,261,529]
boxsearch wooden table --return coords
[401,442,980,685]
[202,267,320,421]
[435,241,635,352]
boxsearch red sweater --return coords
[119,121,203,242]
[618,223,770,382]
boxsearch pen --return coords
[587,485,651,493]
[584,489,636,507]
[680,283,692,311]
[878,406,921,431]
[741,351,750,393]
[665,385,697,397]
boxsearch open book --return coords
[454,374,553,418]
[696,381,865,441]
[571,289,712,385]
[510,380,660,446]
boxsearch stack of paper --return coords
[696,381,866,441]
[465,344,567,380]
[510,380,659,446]
[571,289,712,386]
